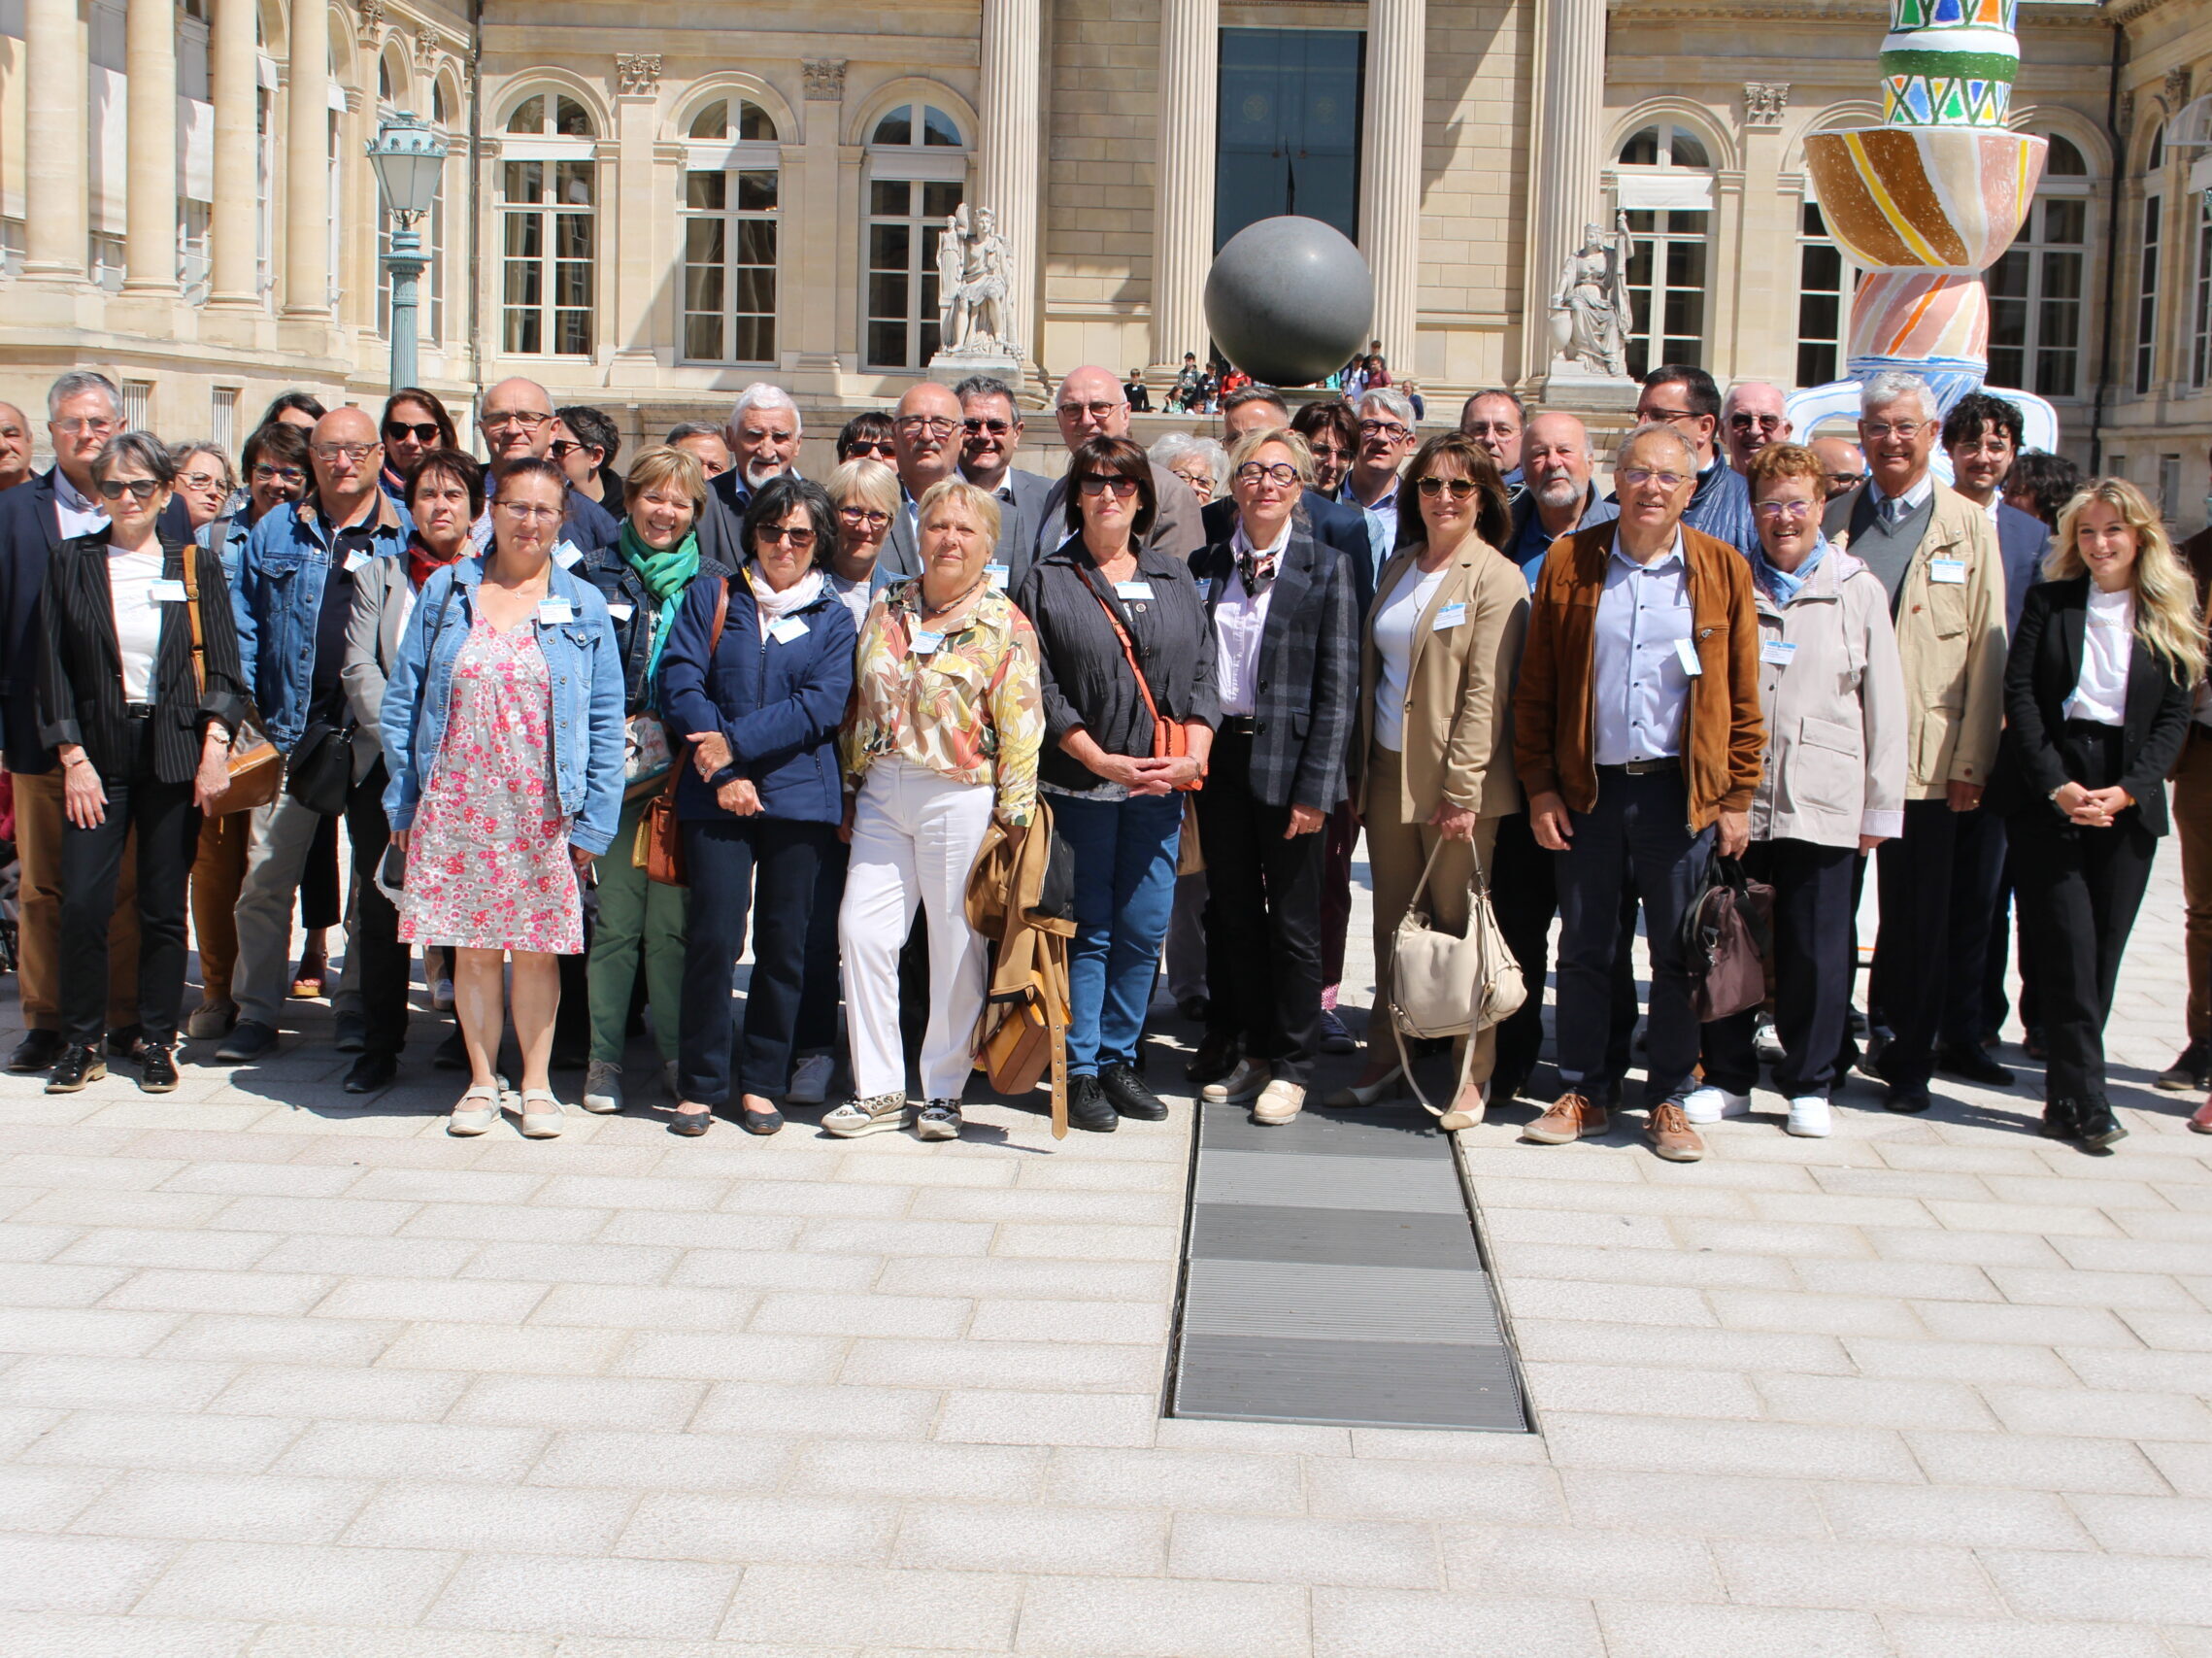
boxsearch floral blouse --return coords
[841,578,1046,826]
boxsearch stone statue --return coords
[936,204,1017,358]
[936,207,971,351]
[1549,213,1634,380]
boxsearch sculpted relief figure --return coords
[936,204,1016,356]
[1551,212,1635,379]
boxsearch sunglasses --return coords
[757,524,818,549]
[1077,474,1141,498]
[385,421,441,443]
[961,418,1014,436]
[1416,476,1480,499]
[1727,413,1784,431]
[95,478,163,502]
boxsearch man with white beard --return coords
[713,383,804,519]
[1506,412,1619,586]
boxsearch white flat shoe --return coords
[1253,1078,1306,1124]
[1437,1083,1489,1132]
[518,1090,566,1137]
[1325,1066,1405,1108]
[1203,1059,1270,1104]
[448,1084,501,1136]
[1786,1095,1832,1137]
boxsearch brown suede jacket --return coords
[1512,519,1765,832]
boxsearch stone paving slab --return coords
[0,841,2208,1654]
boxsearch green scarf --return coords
[620,521,700,680]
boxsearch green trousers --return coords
[587,795,687,1066]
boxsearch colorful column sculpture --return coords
[1793,0,2056,445]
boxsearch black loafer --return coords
[739,1104,784,1135]
[1937,1043,2014,1088]
[344,1051,399,1094]
[1067,1073,1119,1133]
[215,1020,280,1063]
[139,1043,180,1094]
[2040,1098,2080,1139]
[1177,996,1211,1024]
[8,1029,64,1074]
[1101,1063,1168,1121]
[332,1013,367,1054]
[107,1025,149,1062]
[669,1107,715,1136]
[1184,1030,1240,1086]
[1884,1080,1931,1114]
[2075,1094,2128,1151]
[45,1044,106,1094]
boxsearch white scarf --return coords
[749,563,824,623]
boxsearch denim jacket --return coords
[379,556,626,856]
[232,491,412,754]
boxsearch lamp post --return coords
[366,111,449,394]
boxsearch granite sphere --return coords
[1204,217,1375,388]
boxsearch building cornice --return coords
[1607,0,2107,24]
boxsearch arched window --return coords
[1988,132,2090,397]
[680,97,782,364]
[499,91,598,356]
[433,82,450,125]
[378,55,394,104]
[2135,123,2167,396]
[864,102,967,369]
[1613,122,1716,376]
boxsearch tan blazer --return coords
[1356,537,1529,824]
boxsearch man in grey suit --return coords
[878,381,967,580]
[954,374,1053,592]
[1034,365,1204,563]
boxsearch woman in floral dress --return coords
[381,457,624,1136]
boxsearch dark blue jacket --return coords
[1613,458,1757,558]
[1994,499,2051,637]
[658,566,856,824]
[561,487,620,555]
[577,541,733,717]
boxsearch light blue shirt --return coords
[1339,473,1401,579]
[1592,527,1694,766]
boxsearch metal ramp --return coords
[1170,1099,1529,1432]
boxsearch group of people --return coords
[0,354,2203,1163]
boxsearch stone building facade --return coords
[0,0,2204,528]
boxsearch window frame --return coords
[676,99,784,367]
[1611,120,1720,378]
[860,101,970,373]
[496,91,602,360]
[1984,133,2094,400]
[1794,199,1855,389]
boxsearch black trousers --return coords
[1979,847,2041,1041]
[1943,804,2008,1049]
[2010,723,2159,1103]
[58,721,200,1047]
[1868,797,1964,1088]
[1194,729,1325,1084]
[1703,838,1856,1099]
[300,809,342,932]
[792,834,852,1055]
[1491,810,1639,1097]
[344,760,412,1060]
[677,817,834,1105]
[1554,767,1711,1108]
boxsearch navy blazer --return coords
[0,469,190,772]
[658,567,856,824]
[1190,519,1359,812]
[1994,499,2051,636]
[1989,576,2193,835]
[1201,489,1375,616]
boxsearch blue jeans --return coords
[1055,791,1184,1075]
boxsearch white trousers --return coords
[839,760,995,1102]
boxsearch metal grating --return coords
[1171,1098,1529,1433]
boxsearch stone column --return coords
[977,0,1040,364]
[609,53,661,386]
[23,0,88,281]
[791,60,848,377]
[1151,0,1218,373]
[1360,0,1424,373]
[208,0,259,309]
[123,0,179,293]
[1523,0,1606,381]
[284,0,331,318]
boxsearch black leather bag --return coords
[1680,854,1775,1023]
[284,720,355,817]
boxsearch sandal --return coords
[448,1084,501,1136]
[518,1090,566,1138]
[289,951,328,999]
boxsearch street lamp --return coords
[366,111,449,394]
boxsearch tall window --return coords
[1615,124,1715,377]
[2193,197,2211,389]
[1987,133,2088,397]
[1215,28,1364,250]
[680,98,781,364]
[1795,201,1851,387]
[499,92,597,356]
[2134,124,2165,397]
[863,102,965,370]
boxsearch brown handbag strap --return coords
[671,576,733,804]
[1089,589,1165,735]
[179,539,207,696]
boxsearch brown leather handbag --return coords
[181,540,281,815]
[637,578,727,887]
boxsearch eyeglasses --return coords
[1056,400,1123,421]
[1754,500,1816,521]
[251,464,307,486]
[385,421,441,443]
[312,442,378,463]
[548,439,586,459]
[1825,471,1867,491]
[1861,421,1926,441]
[893,415,956,437]
[94,478,162,502]
[838,505,890,530]
[494,502,562,524]
[1077,474,1141,498]
[961,418,1015,436]
[52,417,116,437]
[1619,468,1690,490]
[843,440,895,460]
[1357,419,1412,442]
[178,470,226,492]
[482,410,552,431]
[1727,413,1785,431]
[1461,422,1520,437]
[1416,476,1480,500]
[757,524,818,549]
[1638,407,1699,425]
[1236,461,1300,487]
[1306,443,1351,461]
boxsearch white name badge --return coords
[605,601,634,622]
[768,616,810,645]
[1929,558,1966,585]
[1673,636,1704,676]
[149,579,188,604]
[910,629,944,657]
[342,550,370,573]
[553,542,583,569]
[1760,639,1796,666]
[537,597,576,626]
[1115,580,1155,600]
[986,563,1010,592]
[1432,601,1466,631]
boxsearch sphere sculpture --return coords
[1203,217,1374,388]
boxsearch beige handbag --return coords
[1387,836,1525,1116]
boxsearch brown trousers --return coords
[190,811,251,1005]
[12,766,140,1031]
[2174,726,2212,1042]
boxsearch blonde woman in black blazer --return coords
[36,432,246,1095]
[1992,478,2200,1150]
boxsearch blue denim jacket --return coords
[380,555,626,856]
[231,492,413,753]
[196,510,253,588]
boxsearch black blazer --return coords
[1989,575,2193,836]
[37,528,247,784]
[1190,518,1358,812]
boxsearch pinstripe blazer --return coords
[37,528,247,784]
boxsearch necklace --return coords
[919,568,989,623]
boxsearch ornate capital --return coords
[414,27,440,75]
[2166,67,2194,111]
[803,59,849,102]
[2119,90,2136,135]
[355,0,384,48]
[616,53,662,99]
[1742,82,1792,128]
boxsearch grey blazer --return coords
[344,550,430,776]
[881,466,1054,587]
[1034,458,1207,566]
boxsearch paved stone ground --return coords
[0,839,2208,1657]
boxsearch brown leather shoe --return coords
[1523,1092,1608,1145]
[1646,1100,1706,1163]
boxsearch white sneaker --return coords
[1786,1095,1832,1137]
[1202,1058,1270,1103]
[822,1093,910,1137]
[581,1061,623,1114]
[915,1100,962,1140]
[786,1052,835,1104]
[1253,1078,1306,1125]
[1682,1085,1752,1125]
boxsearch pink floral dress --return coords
[398,618,583,954]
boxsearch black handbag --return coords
[1680,854,1775,1023]
[285,719,355,817]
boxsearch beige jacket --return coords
[1828,481,2006,797]
[1355,537,1528,823]
[1745,548,1908,849]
